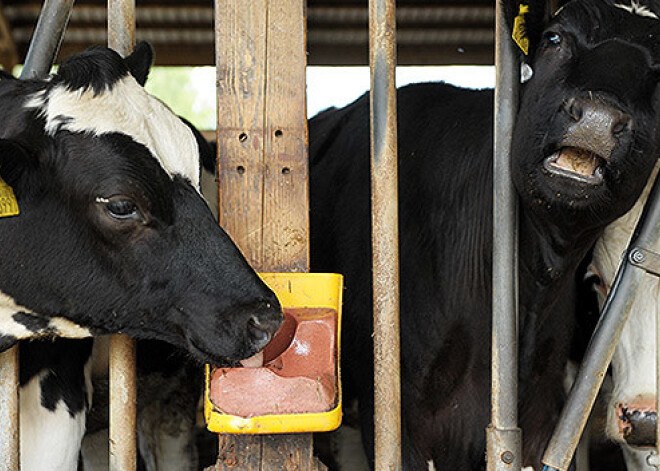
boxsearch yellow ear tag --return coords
[0,175,19,217]
[512,4,530,55]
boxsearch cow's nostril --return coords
[619,406,658,447]
[247,316,272,346]
[564,98,583,121]
[612,115,631,135]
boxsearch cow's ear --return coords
[0,139,37,191]
[179,117,216,173]
[502,0,550,59]
[125,41,154,86]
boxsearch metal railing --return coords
[107,2,138,468]
[369,0,402,469]
[1,1,75,469]
[487,2,521,469]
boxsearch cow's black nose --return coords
[561,97,632,160]
[620,407,657,447]
[247,311,281,351]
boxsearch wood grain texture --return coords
[213,0,314,468]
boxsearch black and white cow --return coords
[589,162,660,471]
[0,42,282,470]
[309,0,660,469]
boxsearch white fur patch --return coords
[20,372,86,471]
[26,75,201,188]
[592,162,660,441]
[0,290,91,341]
[614,1,659,19]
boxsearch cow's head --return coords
[0,43,282,364]
[508,0,660,232]
[590,164,660,449]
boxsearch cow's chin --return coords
[183,334,257,367]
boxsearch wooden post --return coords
[0,7,18,71]
[107,1,138,470]
[211,0,316,470]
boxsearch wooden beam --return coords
[0,5,19,70]
[210,0,318,470]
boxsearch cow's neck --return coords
[0,291,91,349]
[517,211,600,327]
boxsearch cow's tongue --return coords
[239,351,264,368]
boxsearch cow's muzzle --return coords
[561,97,632,160]
[544,97,632,184]
[616,402,657,447]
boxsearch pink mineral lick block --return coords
[209,307,337,417]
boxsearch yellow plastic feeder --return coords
[204,272,343,434]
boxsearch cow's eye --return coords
[543,31,562,47]
[101,197,141,221]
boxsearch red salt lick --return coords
[209,307,337,418]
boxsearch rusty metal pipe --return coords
[369,1,401,470]
[107,1,137,469]
[19,0,75,80]
[655,282,660,468]
[543,173,660,470]
[0,346,19,471]
[0,3,77,466]
[486,1,521,471]
[109,334,137,470]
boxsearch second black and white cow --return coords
[0,42,282,470]
[309,0,660,469]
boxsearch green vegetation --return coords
[145,67,216,131]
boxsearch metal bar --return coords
[19,0,75,79]
[107,2,137,470]
[368,1,401,470]
[486,1,521,470]
[0,3,77,467]
[0,346,19,471]
[109,334,137,470]
[654,288,660,469]
[542,173,660,470]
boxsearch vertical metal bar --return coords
[109,334,137,470]
[107,2,137,470]
[1,3,77,467]
[368,1,401,470]
[0,346,19,471]
[19,0,75,80]
[486,1,521,470]
[108,0,134,61]
[655,292,660,468]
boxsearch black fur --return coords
[0,43,283,467]
[19,339,94,417]
[310,1,660,469]
[54,41,153,95]
[0,45,282,362]
[12,312,52,333]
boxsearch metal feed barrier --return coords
[4,0,659,470]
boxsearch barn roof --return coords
[0,0,495,69]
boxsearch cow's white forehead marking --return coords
[26,74,201,189]
[0,291,91,341]
[614,1,659,19]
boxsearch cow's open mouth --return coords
[543,147,605,184]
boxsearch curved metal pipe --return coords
[19,0,75,79]
[542,173,660,470]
